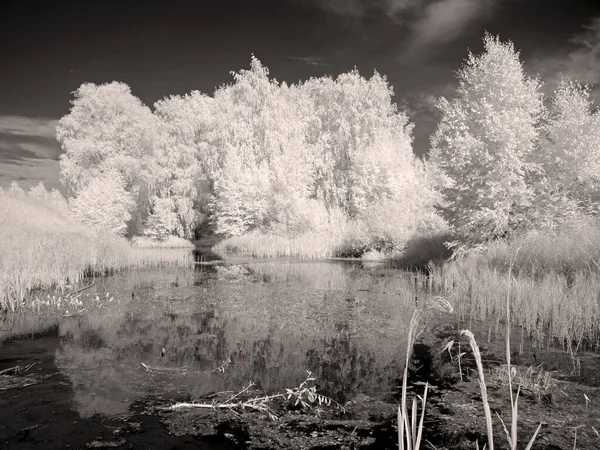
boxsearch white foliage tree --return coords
[430,33,545,249]
[209,56,317,235]
[537,79,600,219]
[300,69,415,216]
[57,82,156,234]
[211,148,270,236]
[143,196,181,240]
[69,172,135,236]
[149,91,216,238]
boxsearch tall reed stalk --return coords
[461,247,541,450]
[398,297,453,450]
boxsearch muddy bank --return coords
[2,319,600,449]
[154,322,600,449]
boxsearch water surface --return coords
[0,258,424,447]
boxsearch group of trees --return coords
[57,56,433,250]
[430,33,600,252]
[55,33,600,255]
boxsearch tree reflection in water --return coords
[11,261,422,418]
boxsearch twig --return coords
[0,363,37,376]
[64,283,96,298]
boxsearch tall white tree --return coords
[69,171,135,236]
[537,79,600,218]
[209,56,317,235]
[57,82,156,234]
[148,91,216,238]
[300,69,415,216]
[430,33,545,249]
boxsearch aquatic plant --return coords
[214,229,345,259]
[430,222,600,356]
[130,235,194,248]
[460,255,541,450]
[398,296,453,450]
[0,188,130,311]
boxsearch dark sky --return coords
[1,0,599,191]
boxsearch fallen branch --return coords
[0,363,37,376]
[64,283,96,298]
[140,362,187,373]
[168,371,345,420]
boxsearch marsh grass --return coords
[398,296,453,450]
[430,222,600,354]
[214,230,344,259]
[0,190,130,310]
[398,258,544,449]
[491,364,554,400]
[214,217,451,263]
[130,235,194,248]
[0,189,195,310]
[458,253,541,450]
[128,247,194,268]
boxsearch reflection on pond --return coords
[2,261,424,419]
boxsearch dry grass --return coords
[0,189,130,311]
[214,230,345,259]
[490,364,554,400]
[398,296,453,450]
[429,222,600,353]
[127,247,194,268]
[0,187,194,310]
[130,235,194,248]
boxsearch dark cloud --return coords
[0,116,62,190]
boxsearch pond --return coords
[4,253,600,449]
[0,255,426,449]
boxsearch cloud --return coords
[299,0,418,18]
[287,56,330,67]
[304,0,508,62]
[399,0,503,63]
[0,157,62,192]
[0,116,62,161]
[0,116,58,139]
[532,16,600,92]
[0,116,63,191]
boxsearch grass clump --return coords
[398,296,453,450]
[398,261,542,449]
[0,185,195,310]
[430,221,600,352]
[130,235,194,248]
[214,199,450,263]
[0,186,130,310]
[214,229,345,259]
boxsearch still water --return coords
[0,257,424,435]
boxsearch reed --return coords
[460,252,541,450]
[214,230,344,259]
[0,189,130,310]
[431,224,600,353]
[130,235,195,248]
[398,296,453,450]
[127,247,195,268]
[0,188,195,310]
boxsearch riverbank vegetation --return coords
[48,32,600,264]
[0,185,193,311]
